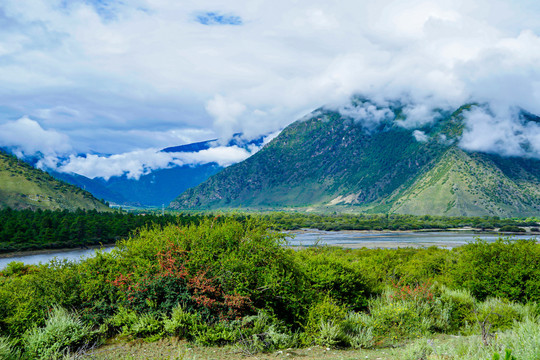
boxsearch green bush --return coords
[452,238,540,302]
[0,260,83,338]
[0,262,37,277]
[236,310,298,353]
[440,287,476,331]
[467,298,531,332]
[129,313,163,340]
[304,296,348,343]
[498,226,526,232]
[163,304,202,339]
[23,307,97,360]
[194,321,240,346]
[297,247,373,310]
[498,316,540,359]
[340,312,375,349]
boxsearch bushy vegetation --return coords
[0,216,539,358]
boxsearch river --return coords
[0,230,537,270]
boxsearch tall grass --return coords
[23,307,97,360]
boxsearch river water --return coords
[0,231,536,270]
[285,230,536,249]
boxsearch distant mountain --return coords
[0,149,110,211]
[170,100,540,217]
[51,135,264,207]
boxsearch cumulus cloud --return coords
[205,95,246,142]
[0,117,71,157]
[58,145,258,180]
[459,106,540,159]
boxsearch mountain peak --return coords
[170,101,540,217]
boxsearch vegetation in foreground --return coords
[0,217,539,359]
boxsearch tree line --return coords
[0,208,202,253]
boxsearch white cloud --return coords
[397,105,439,129]
[459,106,540,159]
[205,95,246,142]
[0,0,539,174]
[57,145,257,180]
[413,130,429,142]
[0,117,71,157]
[334,100,394,131]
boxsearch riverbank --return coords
[0,243,115,259]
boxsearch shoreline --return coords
[1,228,538,258]
[286,227,540,236]
[0,243,116,259]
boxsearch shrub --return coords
[236,310,298,353]
[0,262,37,277]
[128,313,163,340]
[297,247,373,310]
[498,316,540,359]
[498,226,526,232]
[163,304,202,339]
[23,307,97,360]
[194,321,240,346]
[341,312,375,349]
[304,295,348,344]
[112,218,307,324]
[440,287,476,331]
[452,238,540,302]
[467,298,530,332]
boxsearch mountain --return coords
[0,150,110,211]
[50,135,263,207]
[170,100,540,217]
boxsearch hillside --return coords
[388,148,540,216]
[170,101,540,217]
[0,150,110,211]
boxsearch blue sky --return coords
[0,0,540,179]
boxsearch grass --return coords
[78,328,540,360]
[0,151,109,211]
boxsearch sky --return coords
[1,0,540,179]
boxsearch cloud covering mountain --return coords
[1,0,540,178]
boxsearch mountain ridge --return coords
[170,101,540,217]
[0,150,111,211]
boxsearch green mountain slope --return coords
[0,150,111,211]
[389,147,540,217]
[170,101,540,217]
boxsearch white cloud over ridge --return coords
[460,107,540,159]
[59,145,257,180]
[1,0,540,177]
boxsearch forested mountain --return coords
[170,100,540,217]
[0,150,110,211]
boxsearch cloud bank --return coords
[460,107,540,159]
[0,117,71,157]
[59,145,257,180]
[1,0,540,177]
